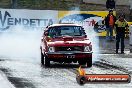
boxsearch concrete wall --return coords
[83,0,129,6]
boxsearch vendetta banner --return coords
[0,9,58,30]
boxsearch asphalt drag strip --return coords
[0,58,81,88]
[0,54,132,88]
[0,59,36,88]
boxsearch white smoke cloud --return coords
[0,26,43,63]
[84,26,100,63]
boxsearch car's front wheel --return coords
[41,50,44,65]
[45,55,50,67]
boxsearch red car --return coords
[40,24,92,67]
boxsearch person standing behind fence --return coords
[105,10,116,41]
[115,14,128,54]
[106,0,115,9]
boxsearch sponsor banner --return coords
[128,22,132,26]
[0,9,118,36]
[58,11,116,36]
[0,9,58,30]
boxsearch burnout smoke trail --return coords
[0,26,43,63]
[84,26,100,63]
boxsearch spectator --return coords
[106,0,115,9]
[105,10,116,41]
[115,14,128,54]
[11,0,17,8]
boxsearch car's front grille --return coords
[55,46,83,52]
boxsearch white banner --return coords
[0,9,58,30]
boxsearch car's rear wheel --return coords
[45,55,50,67]
[86,57,92,67]
[41,50,44,65]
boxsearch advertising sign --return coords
[58,11,116,36]
[0,9,58,30]
[0,9,117,36]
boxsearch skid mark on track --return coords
[8,77,36,88]
[93,59,132,74]
[0,66,36,88]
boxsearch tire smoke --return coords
[0,26,43,62]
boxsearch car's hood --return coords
[47,37,91,46]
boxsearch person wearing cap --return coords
[105,10,116,41]
[115,14,128,54]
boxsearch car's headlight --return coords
[84,46,92,52]
[48,47,55,52]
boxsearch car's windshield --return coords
[47,26,85,37]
